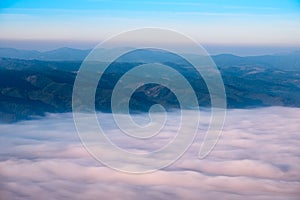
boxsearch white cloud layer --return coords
[0,107,300,200]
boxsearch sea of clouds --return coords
[0,107,300,200]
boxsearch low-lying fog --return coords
[1,107,299,200]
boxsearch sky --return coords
[0,0,300,53]
[1,107,300,199]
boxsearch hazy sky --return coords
[0,0,300,52]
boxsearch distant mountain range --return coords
[0,47,91,61]
[1,47,300,70]
[0,47,300,122]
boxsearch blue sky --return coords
[1,0,299,13]
[0,0,300,51]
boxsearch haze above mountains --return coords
[1,47,300,67]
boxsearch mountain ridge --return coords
[1,47,300,61]
[0,48,300,123]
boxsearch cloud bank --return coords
[0,107,300,200]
